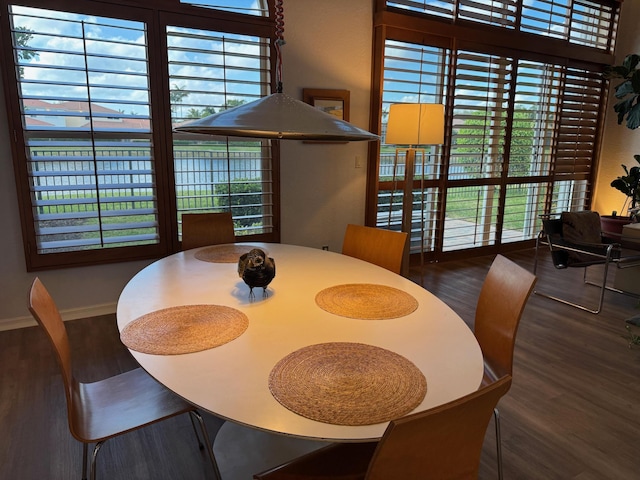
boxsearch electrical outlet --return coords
[322,245,329,251]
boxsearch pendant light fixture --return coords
[174,0,379,142]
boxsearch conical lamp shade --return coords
[174,92,379,141]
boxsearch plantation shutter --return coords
[520,0,617,50]
[166,25,274,237]
[553,66,605,179]
[9,6,159,255]
[3,0,278,269]
[378,40,448,254]
[386,0,618,52]
[375,44,607,255]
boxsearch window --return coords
[166,25,274,238]
[0,0,278,270]
[179,0,268,16]
[8,7,157,257]
[372,0,617,260]
[386,0,618,51]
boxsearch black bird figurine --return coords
[238,248,276,298]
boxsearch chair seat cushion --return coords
[560,211,612,265]
[561,211,602,244]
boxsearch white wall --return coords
[279,0,372,250]
[593,0,640,215]
[0,0,374,328]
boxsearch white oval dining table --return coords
[116,243,483,442]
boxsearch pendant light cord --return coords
[275,0,285,93]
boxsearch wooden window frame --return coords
[0,0,280,270]
[369,0,619,262]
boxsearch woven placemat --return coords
[120,304,249,355]
[315,283,418,320]
[269,342,427,426]
[194,244,265,263]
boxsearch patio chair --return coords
[534,210,640,314]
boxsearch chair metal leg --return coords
[494,407,503,480]
[189,411,205,450]
[90,441,104,480]
[189,410,222,480]
[533,226,612,314]
[80,414,221,480]
[82,443,88,480]
[534,262,609,314]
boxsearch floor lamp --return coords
[385,104,445,270]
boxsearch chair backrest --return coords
[181,212,236,250]
[28,278,77,433]
[366,375,512,480]
[341,224,408,275]
[475,255,536,379]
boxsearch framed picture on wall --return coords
[302,88,350,121]
[302,89,350,143]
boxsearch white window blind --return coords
[10,6,158,254]
[379,40,448,254]
[167,26,274,238]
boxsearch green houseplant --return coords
[605,53,640,345]
[610,154,640,214]
[604,53,640,220]
[604,53,640,130]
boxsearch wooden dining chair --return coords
[28,278,222,480]
[254,375,512,480]
[475,254,536,480]
[181,211,236,250]
[341,224,408,275]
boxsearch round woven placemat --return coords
[194,244,265,263]
[120,304,249,355]
[315,283,418,320]
[269,342,427,426]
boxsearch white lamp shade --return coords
[386,103,445,145]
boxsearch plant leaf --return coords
[615,80,635,98]
[623,53,640,72]
[611,178,632,195]
[604,65,629,79]
[614,98,633,124]
[632,70,640,93]
[626,102,640,130]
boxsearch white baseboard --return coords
[0,302,117,332]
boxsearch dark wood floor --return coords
[1,248,639,479]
